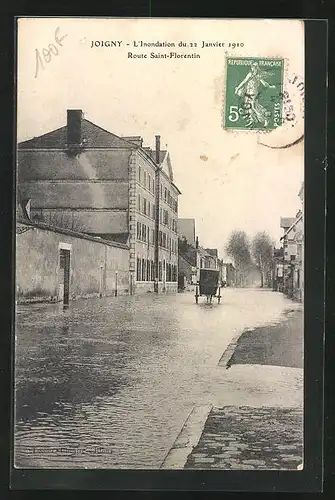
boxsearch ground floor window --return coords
[136,257,141,281]
[137,256,155,282]
[136,256,176,282]
[141,258,146,281]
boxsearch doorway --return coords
[59,248,71,307]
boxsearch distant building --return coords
[18,109,181,294]
[279,182,304,301]
[220,262,236,287]
[177,218,196,247]
[198,247,217,270]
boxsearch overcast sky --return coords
[17,18,304,258]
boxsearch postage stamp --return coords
[224,57,284,131]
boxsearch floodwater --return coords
[14,288,302,469]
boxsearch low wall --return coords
[16,221,129,303]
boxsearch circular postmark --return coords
[257,72,304,148]
[221,55,304,148]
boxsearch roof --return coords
[205,248,218,258]
[280,213,303,240]
[18,119,138,150]
[179,254,194,269]
[148,150,168,165]
[280,217,296,230]
[92,233,129,244]
[16,219,129,249]
[198,246,217,259]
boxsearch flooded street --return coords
[14,288,302,469]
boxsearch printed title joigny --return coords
[90,40,243,49]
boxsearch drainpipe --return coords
[99,264,104,298]
[154,135,161,293]
[115,270,118,297]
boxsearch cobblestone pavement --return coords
[184,406,303,470]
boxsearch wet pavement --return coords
[14,288,303,469]
[226,308,303,369]
[181,307,303,470]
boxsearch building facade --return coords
[279,182,304,301]
[18,109,180,294]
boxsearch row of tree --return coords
[225,230,274,288]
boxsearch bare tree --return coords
[225,230,252,287]
[251,231,274,287]
[33,211,88,233]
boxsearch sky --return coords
[17,18,304,258]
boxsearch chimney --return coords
[155,135,161,164]
[67,109,83,147]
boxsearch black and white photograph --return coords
[14,17,306,472]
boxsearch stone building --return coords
[18,109,181,294]
[16,193,129,304]
[279,182,304,301]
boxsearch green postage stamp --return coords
[224,57,284,131]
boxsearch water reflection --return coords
[15,290,300,468]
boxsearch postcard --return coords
[14,17,307,476]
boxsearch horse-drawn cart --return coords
[195,268,222,304]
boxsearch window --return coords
[151,260,155,280]
[137,194,141,211]
[162,233,167,248]
[138,166,141,183]
[152,204,156,219]
[136,257,141,281]
[146,259,150,281]
[143,198,147,215]
[164,187,167,202]
[148,175,151,192]
[137,221,141,239]
[160,183,163,199]
[159,261,162,281]
[152,179,155,194]
[159,230,163,247]
[143,171,147,188]
[142,259,146,281]
[164,210,168,225]
[147,201,150,218]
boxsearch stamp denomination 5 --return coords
[224,57,284,131]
